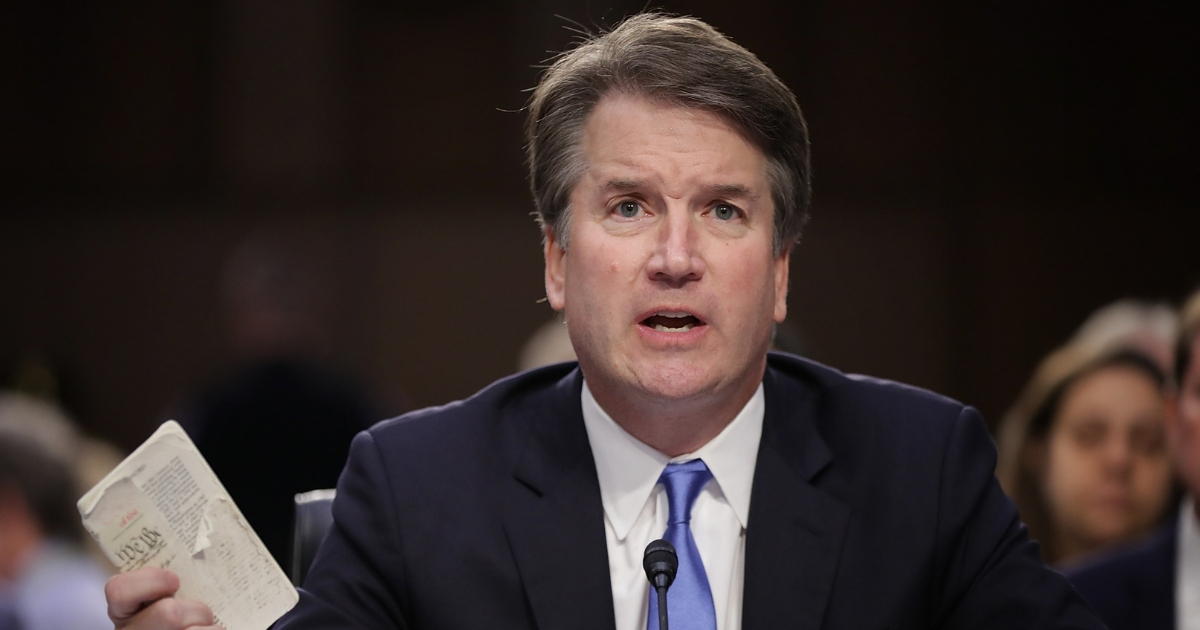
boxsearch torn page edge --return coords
[78,420,190,516]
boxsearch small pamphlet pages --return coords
[77,420,299,630]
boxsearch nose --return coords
[1100,435,1134,480]
[646,206,705,288]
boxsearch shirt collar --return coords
[1178,496,1200,611]
[580,379,764,541]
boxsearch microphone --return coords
[643,538,678,630]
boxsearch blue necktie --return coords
[647,459,718,630]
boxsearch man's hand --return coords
[106,568,220,630]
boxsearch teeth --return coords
[654,323,695,332]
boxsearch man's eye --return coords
[617,201,641,218]
[713,203,737,221]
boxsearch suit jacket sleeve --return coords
[274,430,411,629]
[932,407,1101,629]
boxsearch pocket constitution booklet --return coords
[77,420,298,630]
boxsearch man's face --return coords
[543,93,788,414]
[1169,336,1200,501]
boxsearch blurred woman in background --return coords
[998,341,1176,567]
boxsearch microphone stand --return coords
[654,581,670,630]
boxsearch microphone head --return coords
[643,538,678,589]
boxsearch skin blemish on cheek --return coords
[610,261,619,272]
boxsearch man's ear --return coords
[543,228,567,311]
[773,249,790,324]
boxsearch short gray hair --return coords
[525,13,812,256]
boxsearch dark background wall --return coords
[2,0,1197,451]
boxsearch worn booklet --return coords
[77,420,298,630]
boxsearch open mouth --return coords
[641,311,703,332]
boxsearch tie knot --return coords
[659,459,713,526]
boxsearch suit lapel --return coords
[743,363,850,630]
[1131,521,1178,630]
[502,369,616,630]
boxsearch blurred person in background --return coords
[1067,289,1200,630]
[0,600,16,630]
[997,304,1177,566]
[4,351,124,568]
[0,392,110,630]
[173,231,381,567]
[1071,299,1177,374]
[517,315,576,371]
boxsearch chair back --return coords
[292,488,337,586]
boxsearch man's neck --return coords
[584,370,764,458]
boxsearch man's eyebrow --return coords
[601,178,642,191]
[707,183,754,197]
[599,180,757,197]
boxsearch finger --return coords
[106,568,180,622]
[130,597,215,629]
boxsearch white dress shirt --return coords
[1177,496,1200,630]
[580,381,764,630]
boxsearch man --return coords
[106,13,1102,630]
[1067,289,1200,630]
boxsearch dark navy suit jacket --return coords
[275,353,1102,629]
[1067,521,1178,630]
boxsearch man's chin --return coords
[581,354,760,406]
[628,363,735,404]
